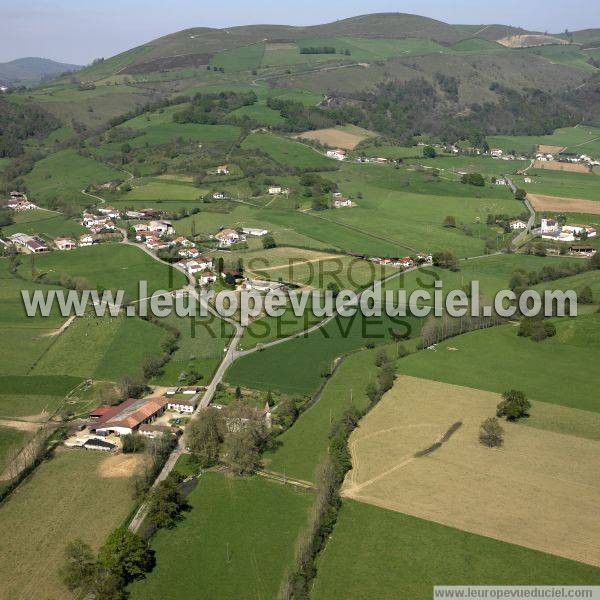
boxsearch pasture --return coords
[399,313,600,412]
[312,499,600,600]
[211,43,265,72]
[2,210,86,238]
[342,375,600,566]
[24,149,123,208]
[128,472,312,600]
[0,448,138,600]
[229,102,285,126]
[295,125,376,150]
[120,178,205,202]
[0,426,29,477]
[31,314,167,381]
[241,132,333,170]
[516,168,600,201]
[17,243,186,299]
[265,345,394,482]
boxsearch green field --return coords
[488,126,600,156]
[211,43,265,72]
[2,209,86,238]
[420,155,530,177]
[523,45,598,73]
[129,472,312,600]
[515,169,600,201]
[0,449,137,600]
[312,499,600,600]
[226,309,422,397]
[0,426,29,474]
[399,313,600,412]
[0,375,81,418]
[31,314,167,381]
[17,243,186,299]
[120,178,206,202]
[241,132,333,170]
[230,102,286,126]
[24,149,124,208]
[265,345,390,482]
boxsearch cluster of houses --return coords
[132,219,175,250]
[176,255,216,285]
[370,253,433,270]
[5,191,37,211]
[536,152,600,167]
[510,219,528,230]
[540,218,597,243]
[81,206,120,235]
[489,149,527,161]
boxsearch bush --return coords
[496,389,531,421]
[578,285,593,304]
[479,417,504,447]
[121,433,145,453]
[461,173,485,186]
[423,146,437,158]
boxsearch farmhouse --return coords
[216,165,230,175]
[174,236,194,248]
[495,178,507,186]
[97,206,121,219]
[268,185,283,195]
[212,192,226,200]
[178,247,200,259]
[90,396,169,436]
[125,210,146,219]
[79,234,95,247]
[326,148,347,161]
[8,233,49,254]
[139,424,174,439]
[167,396,199,413]
[177,258,210,274]
[148,220,174,236]
[540,218,559,234]
[490,149,503,158]
[54,237,77,250]
[524,177,533,183]
[241,227,268,237]
[215,228,241,247]
[7,198,37,211]
[132,224,149,240]
[333,197,353,208]
[415,252,433,264]
[199,270,217,286]
[510,219,528,230]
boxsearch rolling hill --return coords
[0,57,80,85]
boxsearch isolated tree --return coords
[147,476,190,529]
[60,539,97,593]
[98,528,155,584]
[496,390,531,421]
[423,145,437,158]
[432,250,459,271]
[442,215,457,228]
[224,428,261,475]
[579,285,593,304]
[186,408,224,468]
[479,417,504,447]
[514,188,527,201]
[262,234,276,249]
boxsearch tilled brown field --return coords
[533,160,590,173]
[342,375,600,567]
[528,193,600,215]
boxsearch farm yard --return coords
[342,376,600,566]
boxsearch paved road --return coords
[505,175,536,248]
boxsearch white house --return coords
[495,178,507,186]
[97,206,121,219]
[132,224,149,240]
[524,177,533,184]
[333,198,353,208]
[199,270,217,286]
[79,234,95,247]
[216,165,229,175]
[510,220,528,230]
[178,258,211,274]
[241,227,268,237]
[415,253,433,264]
[167,396,198,413]
[212,192,226,200]
[268,185,282,195]
[148,220,174,237]
[326,149,347,161]
[55,237,77,250]
[178,247,199,259]
[490,149,503,158]
[215,228,240,247]
[540,218,559,234]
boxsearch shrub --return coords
[479,417,504,447]
[496,389,531,421]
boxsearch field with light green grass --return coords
[128,472,312,600]
[2,209,86,238]
[399,312,600,412]
[420,154,530,177]
[488,126,600,156]
[523,45,598,73]
[0,375,81,418]
[241,132,333,170]
[267,88,324,106]
[24,149,124,208]
[311,499,600,600]
[0,449,138,600]
[17,243,186,299]
[120,178,205,202]
[515,169,600,201]
[31,314,167,381]
[229,102,285,126]
[0,427,29,475]
[226,308,422,396]
[211,43,265,71]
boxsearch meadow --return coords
[241,132,333,170]
[0,449,138,600]
[3,209,86,238]
[17,243,186,300]
[0,427,29,476]
[24,149,124,208]
[229,102,286,126]
[398,313,600,412]
[31,314,167,382]
[226,309,422,397]
[128,472,312,600]
[120,178,206,202]
[211,43,265,72]
[342,375,600,566]
[312,499,600,600]
[515,168,600,201]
